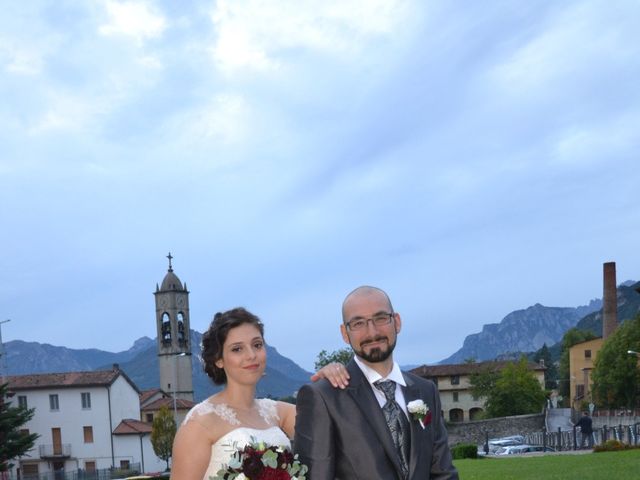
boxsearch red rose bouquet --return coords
[212,440,308,480]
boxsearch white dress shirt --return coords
[354,355,410,420]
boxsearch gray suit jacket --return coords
[294,359,458,480]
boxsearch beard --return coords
[353,334,397,363]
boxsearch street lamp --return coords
[172,352,187,422]
[628,351,640,413]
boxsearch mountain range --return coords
[3,331,312,401]
[441,280,640,364]
[4,280,639,398]
[439,300,602,364]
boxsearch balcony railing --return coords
[39,444,72,458]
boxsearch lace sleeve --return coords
[257,398,280,425]
[182,401,240,427]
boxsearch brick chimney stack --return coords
[602,262,618,339]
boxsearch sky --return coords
[1,0,639,372]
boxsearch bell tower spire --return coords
[154,254,194,402]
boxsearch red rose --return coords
[278,449,294,466]
[242,454,264,478]
[257,467,290,480]
[423,411,432,426]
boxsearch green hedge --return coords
[452,443,479,459]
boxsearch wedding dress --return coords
[182,398,291,480]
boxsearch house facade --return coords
[568,337,603,410]
[6,365,166,479]
[411,360,546,422]
[139,388,195,426]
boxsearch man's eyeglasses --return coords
[345,313,394,331]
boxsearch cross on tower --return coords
[167,252,173,272]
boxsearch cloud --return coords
[209,0,411,71]
[489,1,637,98]
[99,0,167,44]
[2,0,640,370]
[0,4,63,77]
[168,92,251,148]
[552,111,640,167]
[2,44,44,75]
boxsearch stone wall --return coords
[446,413,545,446]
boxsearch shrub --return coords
[451,443,479,459]
[594,440,629,452]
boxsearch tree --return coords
[151,405,176,471]
[558,328,597,400]
[469,366,500,400]
[481,358,546,418]
[591,315,640,409]
[0,383,39,472]
[314,348,353,370]
[533,343,558,390]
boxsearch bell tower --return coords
[155,253,194,401]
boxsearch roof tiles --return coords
[410,360,545,378]
[6,368,120,390]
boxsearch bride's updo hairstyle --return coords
[201,307,264,385]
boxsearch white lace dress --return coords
[182,398,291,480]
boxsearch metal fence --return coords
[6,464,141,480]
[524,424,640,450]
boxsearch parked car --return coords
[496,444,556,455]
[490,435,525,446]
[479,435,525,455]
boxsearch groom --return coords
[295,286,458,480]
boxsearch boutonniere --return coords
[407,399,431,429]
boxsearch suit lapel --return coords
[346,360,403,479]
[402,373,424,479]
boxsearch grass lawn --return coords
[453,449,640,480]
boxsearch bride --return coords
[171,307,349,480]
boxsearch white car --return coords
[496,444,556,455]
[479,436,525,455]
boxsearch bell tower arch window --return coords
[177,312,187,347]
[161,313,172,345]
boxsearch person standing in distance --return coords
[575,411,594,449]
[295,286,458,480]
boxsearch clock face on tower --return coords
[177,296,184,307]
[159,297,167,307]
